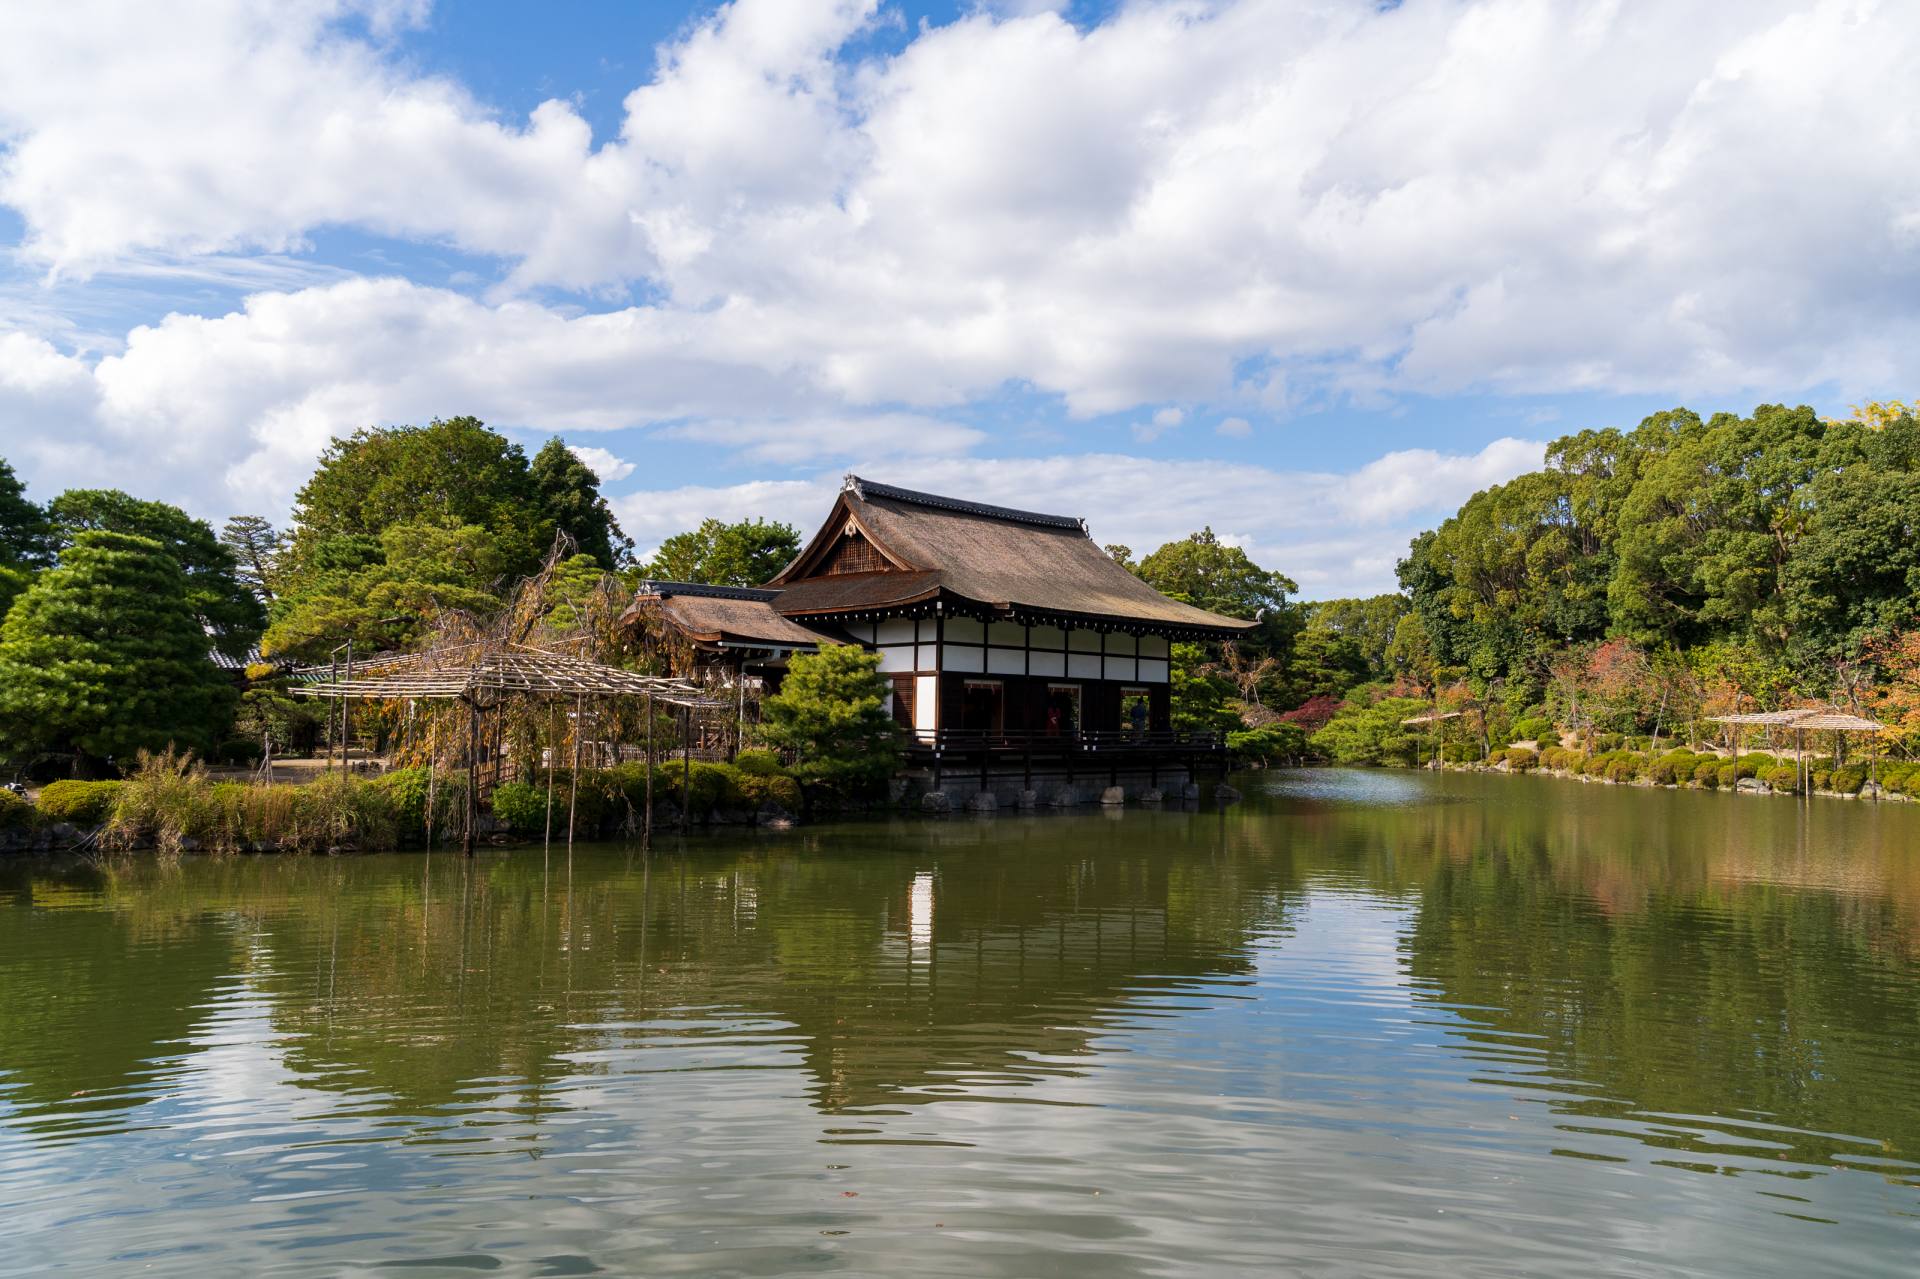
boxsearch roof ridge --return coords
[844,474,1087,533]
[635,580,785,602]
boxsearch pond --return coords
[2,769,1918,1276]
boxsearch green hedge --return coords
[37,779,123,826]
[0,789,35,831]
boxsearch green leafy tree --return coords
[1137,528,1295,620]
[47,489,263,658]
[1309,691,1434,766]
[756,646,901,796]
[529,437,632,569]
[644,517,801,587]
[286,416,552,576]
[1302,595,1408,680]
[0,531,235,770]
[269,417,579,659]
[0,457,50,621]
[0,457,51,569]
[263,522,511,659]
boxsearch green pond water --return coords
[2,768,1919,1276]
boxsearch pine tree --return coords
[756,646,902,796]
[0,531,235,770]
[219,515,284,602]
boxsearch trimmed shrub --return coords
[0,789,35,830]
[1440,742,1476,764]
[1830,763,1867,795]
[733,749,784,776]
[1764,765,1800,794]
[1513,716,1555,745]
[737,772,803,811]
[1505,748,1539,772]
[37,779,122,826]
[1649,752,1697,785]
[1604,758,1640,784]
[1695,760,1722,789]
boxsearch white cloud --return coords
[5,0,1920,413]
[613,441,1545,597]
[1216,416,1252,439]
[568,445,635,482]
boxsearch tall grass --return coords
[102,749,433,854]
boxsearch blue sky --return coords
[2,1,1914,597]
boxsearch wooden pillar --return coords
[681,704,692,833]
[644,692,655,844]
[567,692,584,856]
[462,696,478,857]
[543,699,556,866]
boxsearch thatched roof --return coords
[769,476,1256,636]
[1709,707,1888,732]
[294,643,724,706]
[625,582,842,650]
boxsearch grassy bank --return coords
[1,748,806,855]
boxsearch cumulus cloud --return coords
[612,441,1545,596]
[568,445,635,482]
[6,0,1920,410]
[2,0,1915,593]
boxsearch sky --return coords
[2,0,1918,599]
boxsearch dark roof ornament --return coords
[843,473,1087,532]
[635,580,784,602]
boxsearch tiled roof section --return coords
[774,478,1255,635]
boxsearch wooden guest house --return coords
[626,476,1253,802]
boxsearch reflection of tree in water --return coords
[0,813,1305,1139]
[0,862,238,1139]
[1313,783,1920,1178]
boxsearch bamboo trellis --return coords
[1706,706,1890,799]
[295,643,728,854]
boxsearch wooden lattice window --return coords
[823,527,889,575]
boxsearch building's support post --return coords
[644,692,655,845]
[734,668,746,762]
[681,705,692,833]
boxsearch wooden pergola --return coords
[1401,709,1466,768]
[296,642,730,854]
[1706,707,1890,798]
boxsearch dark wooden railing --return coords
[904,728,1224,757]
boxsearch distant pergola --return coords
[1401,709,1467,768]
[1706,706,1891,797]
[296,642,731,853]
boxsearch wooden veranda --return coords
[296,642,730,854]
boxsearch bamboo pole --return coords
[567,692,583,859]
[681,704,692,833]
[644,692,655,846]
[463,696,478,857]
[544,699,556,869]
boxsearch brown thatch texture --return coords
[773,480,1255,634]
[651,594,843,648]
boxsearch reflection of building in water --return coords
[0,828,1294,1139]
[908,869,934,960]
